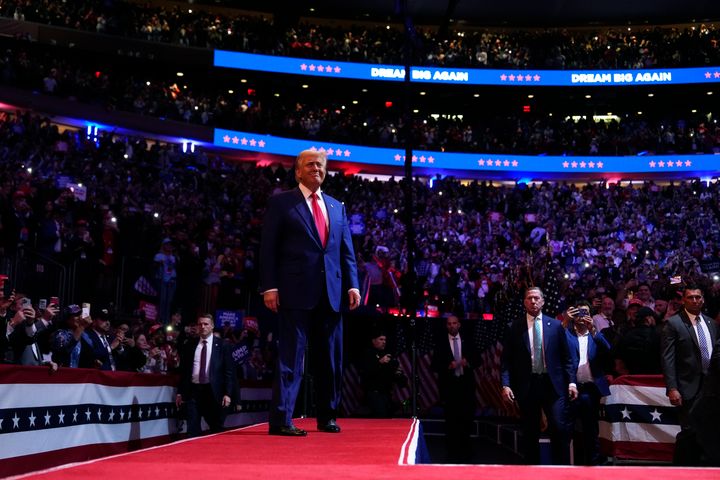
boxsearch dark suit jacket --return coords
[9,319,53,366]
[85,329,116,371]
[566,328,611,396]
[501,313,575,400]
[662,310,718,401]
[50,329,97,368]
[178,336,235,404]
[432,333,476,402]
[690,337,720,464]
[259,188,359,312]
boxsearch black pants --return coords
[517,374,571,465]
[186,383,225,437]
[571,382,603,465]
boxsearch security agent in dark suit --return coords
[565,302,611,465]
[690,336,720,465]
[260,149,360,436]
[432,315,476,464]
[661,285,718,465]
[501,287,577,465]
[176,314,235,437]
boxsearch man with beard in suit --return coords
[433,315,476,463]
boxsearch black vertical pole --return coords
[397,0,418,418]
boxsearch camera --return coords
[576,306,590,317]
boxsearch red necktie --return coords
[311,193,328,247]
[199,340,208,383]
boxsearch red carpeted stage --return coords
[11,418,720,480]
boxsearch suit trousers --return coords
[442,374,475,463]
[572,382,603,465]
[185,383,225,437]
[517,373,571,465]
[270,294,343,427]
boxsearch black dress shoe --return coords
[269,425,307,436]
[317,419,341,433]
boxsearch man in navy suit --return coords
[260,150,360,436]
[501,286,577,464]
[176,314,234,437]
[661,285,718,465]
[565,301,611,465]
[84,306,117,371]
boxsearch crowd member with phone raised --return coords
[565,300,612,465]
[7,294,60,371]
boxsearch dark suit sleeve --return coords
[661,319,679,393]
[559,324,576,385]
[566,329,579,373]
[592,331,612,364]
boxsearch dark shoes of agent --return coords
[269,425,308,436]
[268,419,341,436]
[317,419,341,433]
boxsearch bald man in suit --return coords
[260,150,360,436]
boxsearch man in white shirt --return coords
[566,301,611,465]
[176,314,234,437]
[432,315,475,463]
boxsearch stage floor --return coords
[13,418,720,480]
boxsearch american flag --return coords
[599,375,678,462]
[392,317,439,414]
[472,293,521,417]
[340,362,363,416]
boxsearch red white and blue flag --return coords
[599,375,678,461]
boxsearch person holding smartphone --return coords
[565,300,612,465]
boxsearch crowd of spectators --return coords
[0,0,719,69]
[2,112,720,381]
[2,39,719,157]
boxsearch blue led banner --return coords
[214,128,720,175]
[214,50,720,87]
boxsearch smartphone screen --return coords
[82,302,91,318]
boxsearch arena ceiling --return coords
[266,0,720,26]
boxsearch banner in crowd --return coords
[599,375,678,462]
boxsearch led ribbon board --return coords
[214,129,720,175]
[214,50,720,86]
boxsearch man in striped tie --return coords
[661,284,718,465]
